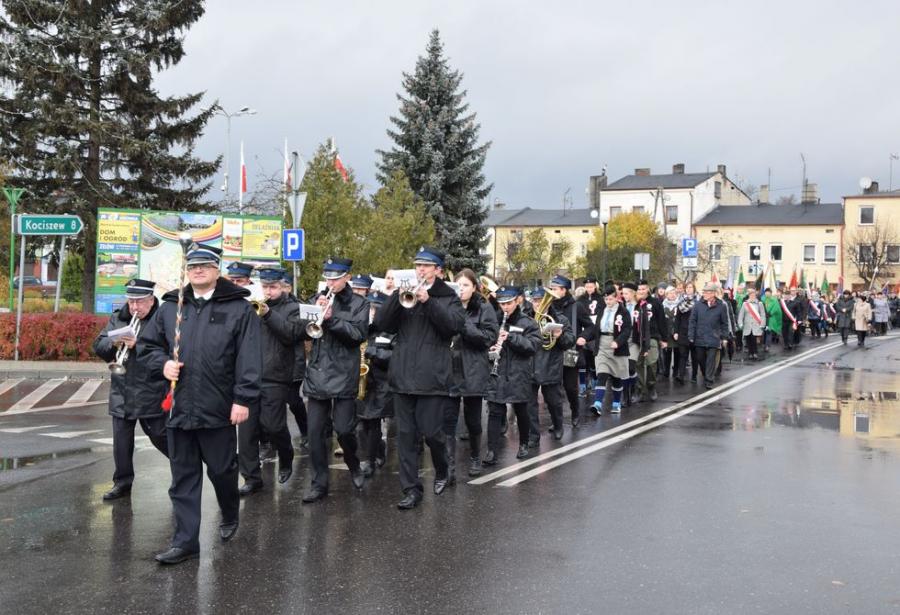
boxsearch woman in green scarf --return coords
[763,287,783,351]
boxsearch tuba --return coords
[533,292,559,350]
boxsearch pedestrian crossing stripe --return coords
[1,378,108,415]
[40,429,104,439]
[0,379,25,396]
[0,424,58,434]
[65,380,103,405]
[7,379,67,412]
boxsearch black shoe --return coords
[360,461,375,478]
[500,421,508,436]
[351,469,366,490]
[572,416,580,429]
[468,457,482,477]
[483,450,498,466]
[705,383,713,390]
[299,436,309,450]
[239,481,263,496]
[155,547,199,565]
[690,376,697,384]
[278,467,292,484]
[397,490,422,510]
[516,445,529,459]
[302,487,328,504]
[649,389,658,402]
[528,435,541,448]
[674,377,684,385]
[553,425,564,441]
[433,476,448,495]
[219,520,239,542]
[375,456,386,468]
[102,484,131,501]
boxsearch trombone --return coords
[533,292,559,350]
[109,313,141,376]
[305,288,335,339]
[399,278,426,309]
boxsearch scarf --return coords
[745,300,763,325]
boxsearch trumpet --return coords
[109,313,141,376]
[533,292,559,350]
[249,300,267,316]
[399,278,426,309]
[305,288,335,339]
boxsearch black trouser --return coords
[690,344,699,379]
[857,330,867,345]
[562,366,580,421]
[659,346,673,377]
[693,346,720,387]
[809,319,821,337]
[488,401,529,450]
[443,396,483,437]
[111,415,168,487]
[359,418,385,465]
[238,384,293,483]
[782,321,796,348]
[307,397,359,491]
[744,334,758,356]
[529,383,565,433]
[286,380,308,436]
[167,425,238,552]
[839,326,851,342]
[394,394,448,494]
[674,346,689,380]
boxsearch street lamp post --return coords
[214,105,257,199]
[590,208,611,282]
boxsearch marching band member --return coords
[528,286,573,441]
[280,272,309,449]
[547,275,594,427]
[350,273,373,298]
[143,244,260,565]
[92,279,169,501]
[373,246,465,510]
[298,257,370,503]
[237,267,301,496]
[484,286,542,465]
[226,261,263,301]
[591,284,633,414]
[446,269,499,478]
[358,291,394,477]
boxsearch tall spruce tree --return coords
[377,29,492,273]
[0,1,218,311]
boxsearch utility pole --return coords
[890,153,898,191]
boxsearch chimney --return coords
[717,164,727,177]
[588,174,608,209]
[493,200,506,210]
[864,181,880,194]
[801,182,819,204]
[672,163,685,175]
[759,184,769,204]
[635,168,651,176]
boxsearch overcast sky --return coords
[156,0,900,209]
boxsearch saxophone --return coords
[357,341,370,400]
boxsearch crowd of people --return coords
[91,242,898,565]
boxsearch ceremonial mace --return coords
[161,232,195,412]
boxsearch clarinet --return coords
[490,311,509,377]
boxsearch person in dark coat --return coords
[672,291,694,384]
[548,275,594,427]
[621,282,648,405]
[781,287,805,350]
[357,291,395,477]
[635,280,670,401]
[446,269,498,478]
[141,244,260,565]
[281,272,308,449]
[297,257,369,503]
[529,287,574,438]
[688,282,730,390]
[237,267,302,496]
[374,247,466,510]
[577,276,603,393]
[590,285,632,414]
[92,279,169,501]
[484,286,542,465]
[834,290,855,344]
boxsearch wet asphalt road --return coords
[1,333,900,614]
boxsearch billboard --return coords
[95,208,282,313]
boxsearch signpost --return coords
[13,214,84,359]
[681,237,698,270]
[2,187,25,311]
[282,228,305,262]
[634,252,650,279]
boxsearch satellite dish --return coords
[859,177,873,190]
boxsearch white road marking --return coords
[1,400,106,416]
[40,429,104,439]
[0,424,58,433]
[90,437,114,445]
[495,340,845,486]
[64,380,104,405]
[0,378,25,396]
[6,378,67,412]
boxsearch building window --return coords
[823,244,837,264]
[714,181,722,199]
[770,245,783,262]
[665,205,678,223]
[859,245,873,262]
[888,245,900,265]
[609,207,622,219]
[510,230,523,243]
[749,243,762,261]
[554,229,561,234]
[802,244,816,263]
[859,207,874,225]
[709,244,722,262]
[633,206,645,215]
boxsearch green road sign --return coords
[2,187,25,208]
[16,214,84,235]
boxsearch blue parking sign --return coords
[283,228,305,261]
[682,238,698,258]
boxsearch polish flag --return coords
[788,264,798,289]
[283,138,292,192]
[239,141,247,211]
[334,154,349,182]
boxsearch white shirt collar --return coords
[193,286,215,301]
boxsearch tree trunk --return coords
[82,0,103,313]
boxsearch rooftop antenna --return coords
[800,153,807,200]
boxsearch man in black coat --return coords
[688,282,730,390]
[298,257,370,503]
[238,267,302,496]
[281,272,308,448]
[142,244,260,565]
[783,288,806,349]
[635,280,669,402]
[528,287,574,442]
[373,247,466,510]
[92,279,169,501]
[548,275,595,427]
[578,276,603,393]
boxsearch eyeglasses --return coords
[187,263,216,271]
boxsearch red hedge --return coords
[0,313,108,361]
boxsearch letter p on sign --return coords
[283,229,305,261]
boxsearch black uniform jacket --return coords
[359,325,395,420]
[551,293,595,343]
[533,312,576,386]
[641,295,670,341]
[93,298,168,420]
[451,295,500,397]
[626,301,651,354]
[673,298,694,348]
[301,285,369,400]
[590,303,633,357]
[486,306,542,403]
[142,278,262,430]
[284,292,307,382]
[260,293,303,386]
[374,277,466,396]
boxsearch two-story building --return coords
[598,164,751,241]
[842,182,900,290]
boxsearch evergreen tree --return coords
[0,1,218,311]
[377,29,492,273]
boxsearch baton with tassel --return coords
[162,232,195,413]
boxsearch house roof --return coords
[485,207,597,227]
[843,190,900,199]
[694,203,844,226]
[604,172,716,191]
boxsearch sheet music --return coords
[298,303,323,322]
[107,325,135,341]
[393,269,418,288]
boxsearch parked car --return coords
[12,276,52,298]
